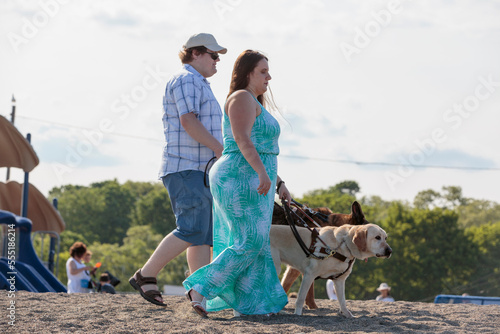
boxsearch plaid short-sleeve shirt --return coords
[158,64,223,178]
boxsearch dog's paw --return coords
[305,302,318,310]
[340,309,354,318]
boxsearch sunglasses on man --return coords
[206,51,219,60]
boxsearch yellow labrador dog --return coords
[270,224,392,316]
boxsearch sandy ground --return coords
[2,291,499,333]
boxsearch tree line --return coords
[46,179,500,301]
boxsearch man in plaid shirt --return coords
[130,33,226,307]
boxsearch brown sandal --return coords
[129,269,167,307]
[185,288,208,318]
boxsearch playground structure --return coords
[0,113,67,293]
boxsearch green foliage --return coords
[414,186,466,210]
[300,182,357,213]
[59,230,89,252]
[57,250,71,286]
[464,222,500,296]
[293,182,495,302]
[381,204,477,301]
[49,184,104,244]
[413,186,500,228]
[359,195,392,225]
[56,225,189,292]
[129,183,176,235]
[45,178,499,301]
[48,179,133,245]
[413,189,442,209]
[48,179,176,245]
[457,199,500,228]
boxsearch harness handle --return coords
[291,199,329,225]
[291,203,322,228]
[286,201,333,252]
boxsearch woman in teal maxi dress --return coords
[183,50,289,316]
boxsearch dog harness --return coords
[282,199,355,280]
[308,228,355,280]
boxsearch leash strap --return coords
[282,199,314,258]
[288,203,335,254]
[203,157,217,188]
[291,199,329,224]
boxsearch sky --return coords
[1,0,500,205]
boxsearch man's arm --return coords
[180,112,223,158]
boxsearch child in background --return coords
[375,283,395,302]
[98,273,116,294]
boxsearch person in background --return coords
[98,273,116,294]
[82,250,98,278]
[182,50,291,317]
[129,33,226,307]
[376,282,395,302]
[326,279,338,301]
[66,242,93,293]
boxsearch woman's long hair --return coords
[227,50,278,110]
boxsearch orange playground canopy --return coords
[0,114,65,233]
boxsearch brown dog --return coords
[272,201,369,309]
[270,224,392,316]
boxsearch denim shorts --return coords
[162,170,213,246]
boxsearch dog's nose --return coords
[385,247,392,257]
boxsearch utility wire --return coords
[16,115,161,143]
[14,114,500,172]
[280,155,500,171]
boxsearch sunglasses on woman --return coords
[206,51,219,60]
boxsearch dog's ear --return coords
[353,226,368,252]
[351,201,366,225]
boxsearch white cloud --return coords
[1,0,499,204]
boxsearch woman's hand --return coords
[277,182,292,204]
[257,172,272,195]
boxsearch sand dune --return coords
[3,291,499,333]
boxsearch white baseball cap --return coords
[376,283,391,291]
[183,33,227,54]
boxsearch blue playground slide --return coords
[0,210,66,292]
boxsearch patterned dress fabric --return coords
[183,95,288,315]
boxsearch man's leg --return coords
[137,171,212,303]
[139,232,190,300]
[185,244,211,302]
[186,244,211,273]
